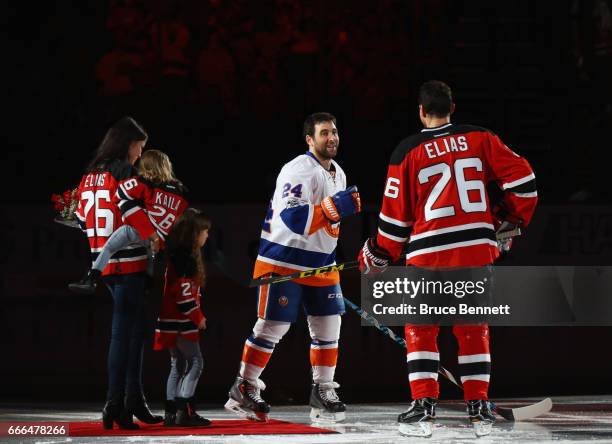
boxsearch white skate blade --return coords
[224,398,268,422]
[398,421,433,437]
[471,419,493,437]
[310,408,345,423]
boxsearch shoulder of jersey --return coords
[168,249,197,278]
[108,159,135,181]
[280,153,318,176]
[389,124,494,165]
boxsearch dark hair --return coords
[303,112,337,140]
[87,116,148,172]
[418,80,453,118]
[166,208,211,286]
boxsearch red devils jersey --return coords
[114,177,188,246]
[376,123,538,267]
[74,159,149,276]
[154,256,204,350]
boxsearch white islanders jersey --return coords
[254,152,347,286]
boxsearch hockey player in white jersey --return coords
[225,112,361,422]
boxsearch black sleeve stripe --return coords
[117,186,131,201]
[118,199,141,214]
[505,178,537,194]
[177,300,197,314]
[379,217,411,238]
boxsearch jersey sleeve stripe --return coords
[121,205,141,219]
[379,212,412,227]
[502,173,536,190]
[379,217,411,238]
[378,227,409,243]
[409,222,494,242]
[505,178,536,193]
[118,183,133,200]
[406,239,498,260]
[512,191,538,198]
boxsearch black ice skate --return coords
[309,382,346,422]
[224,376,270,422]
[397,397,436,437]
[467,399,496,437]
[68,269,101,295]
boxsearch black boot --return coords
[164,400,177,427]
[175,397,211,427]
[125,393,163,424]
[68,269,101,295]
[102,395,139,430]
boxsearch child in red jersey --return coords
[154,208,211,427]
[69,149,188,294]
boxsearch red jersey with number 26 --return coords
[114,177,188,247]
[376,123,538,267]
[74,159,151,276]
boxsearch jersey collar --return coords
[421,123,453,132]
[305,151,335,172]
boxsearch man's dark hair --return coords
[418,80,453,117]
[303,112,337,140]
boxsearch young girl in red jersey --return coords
[69,149,188,294]
[154,208,212,427]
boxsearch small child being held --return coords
[69,149,188,294]
[154,208,211,427]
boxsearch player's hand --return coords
[149,233,161,253]
[198,317,207,330]
[498,237,513,253]
[321,186,361,223]
[358,237,390,275]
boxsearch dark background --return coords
[3,0,612,405]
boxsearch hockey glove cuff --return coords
[321,186,361,223]
[358,237,390,275]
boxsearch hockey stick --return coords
[249,261,359,287]
[342,296,552,421]
[249,228,521,288]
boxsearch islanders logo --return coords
[278,295,289,307]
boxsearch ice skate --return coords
[309,382,346,423]
[397,397,436,437]
[68,269,100,295]
[224,376,270,422]
[467,399,495,437]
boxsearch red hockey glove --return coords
[321,186,361,223]
[358,238,390,275]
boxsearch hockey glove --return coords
[320,186,361,223]
[358,237,390,275]
[496,221,517,253]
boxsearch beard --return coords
[314,141,338,159]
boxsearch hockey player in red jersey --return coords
[358,81,538,437]
[70,149,188,294]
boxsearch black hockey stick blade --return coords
[493,398,553,421]
[249,260,359,287]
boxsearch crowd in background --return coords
[8,0,612,204]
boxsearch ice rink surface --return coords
[1,396,611,443]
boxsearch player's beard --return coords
[314,140,338,160]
